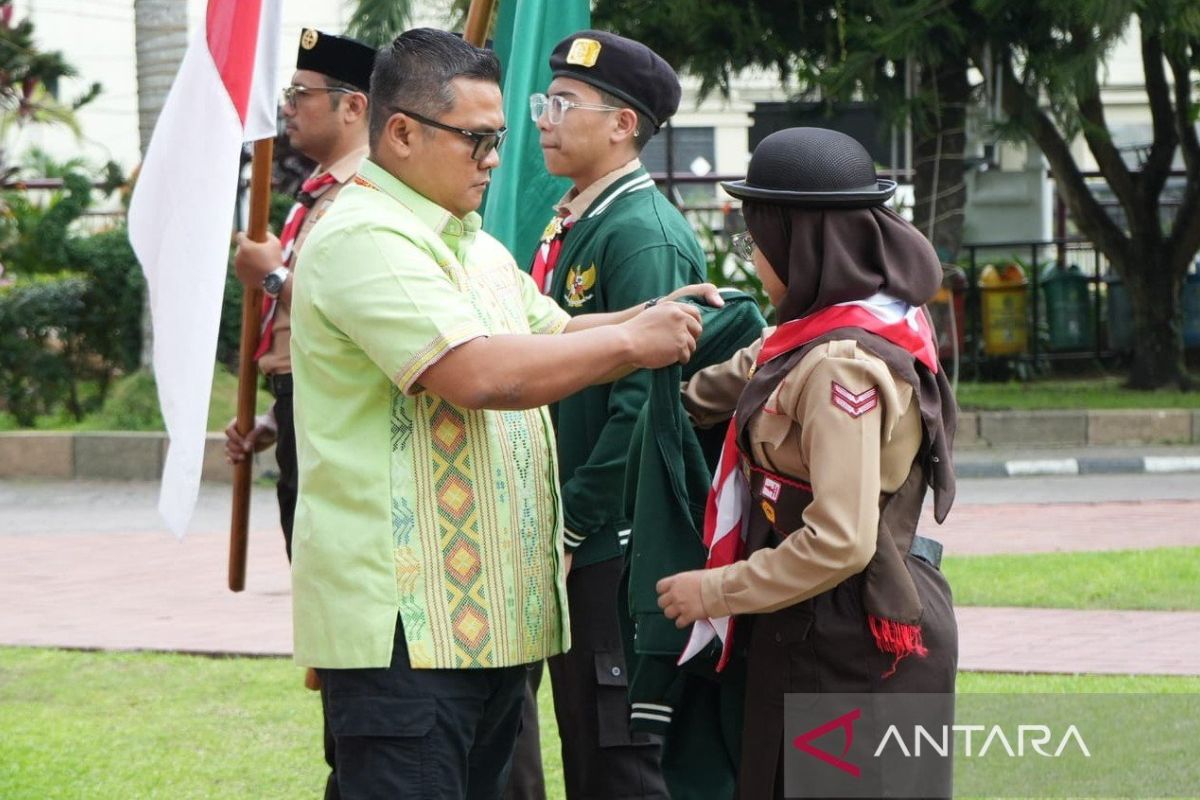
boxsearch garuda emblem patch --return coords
[563,263,596,308]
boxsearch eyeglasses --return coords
[392,106,507,162]
[529,93,623,125]
[281,84,357,106]
[731,231,755,261]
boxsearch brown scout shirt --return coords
[258,145,368,377]
[682,336,924,618]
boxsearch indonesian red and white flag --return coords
[128,0,282,536]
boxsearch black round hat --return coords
[722,127,896,207]
[549,30,681,130]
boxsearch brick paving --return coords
[2,479,1198,675]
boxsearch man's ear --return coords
[386,112,416,159]
[610,107,639,145]
[342,92,368,123]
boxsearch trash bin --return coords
[1107,270,1200,351]
[1184,271,1200,348]
[928,266,966,362]
[1104,273,1132,351]
[1040,263,1094,351]
[978,262,1028,355]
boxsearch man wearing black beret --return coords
[223,27,373,800]
[519,29,705,800]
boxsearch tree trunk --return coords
[134,0,188,369]
[911,61,970,263]
[1115,243,1191,389]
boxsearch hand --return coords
[663,282,725,308]
[656,570,709,628]
[224,412,278,464]
[233,232,284,289]
[623,301,702,369]
[563,551,573,577]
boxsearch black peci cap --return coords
[549,30,681,130]
[295,28,375,92]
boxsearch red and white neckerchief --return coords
[679,294,938,672]
[252,170,338,361]
[528,213,576,294]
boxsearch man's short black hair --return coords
[596,88,656,153]
[368,28,501,149]
[324,77,360,111]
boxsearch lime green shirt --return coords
[290,159,571,670]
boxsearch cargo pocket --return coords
[326,695,436,791]
[593,649,642,748]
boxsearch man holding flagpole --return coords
[288,28,716,799]
[220,28,373,800]
[223,28,373,564]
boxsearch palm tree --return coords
[133,0,187,367]
[347,0,416,46]
[133,0,187,155]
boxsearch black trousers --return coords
[319,616,528,800]
[544,557,669,800]
[269,375,337,797]
[268,374,297,560]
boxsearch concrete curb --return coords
[957,453,1200,479]
[0,431,273,483]
[2,408,1199,481]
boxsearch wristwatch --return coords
[262,267,290,297]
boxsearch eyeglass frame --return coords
[731,231,755,262]
[281,84,358,107]
[390,106,507,162]
[528,92,624,126]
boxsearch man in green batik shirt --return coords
[289,28,718,800]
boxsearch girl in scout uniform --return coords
[656,127,959,799]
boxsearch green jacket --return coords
[620,293,766,734]
[546,166,706,569]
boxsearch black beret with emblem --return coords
[296,28,376,92]
[549,30,681,130]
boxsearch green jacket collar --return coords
[357,159,481,258]
[576,165,656,222]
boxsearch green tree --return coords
[982,0,1200,389]
[0,1,100,177]
[347,0,416,46]
[591,0,979,262]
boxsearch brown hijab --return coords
[743,202,943,324]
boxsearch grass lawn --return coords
[2,647,1198,799]
[943,547,1200,610]
[954,375,1200,410]
[0,368,272,433]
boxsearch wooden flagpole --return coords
[463,0,496,46]
[229,137,274,592]
[228,4,491,591]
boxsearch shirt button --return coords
[932,456,940,463]
[611,666,621,677]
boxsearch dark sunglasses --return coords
[392,106,507,162]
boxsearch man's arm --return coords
[234,232,291,306]
[417,301,702,410]
[561,282,724,333]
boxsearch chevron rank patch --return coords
[831,382,879,418]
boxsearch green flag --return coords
[483,0,590,268]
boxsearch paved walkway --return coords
[2,479,1198,675]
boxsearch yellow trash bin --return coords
[979,262,1028,355]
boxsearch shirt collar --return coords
[555,159,643,221]
[320,144,369,186]
[357,158,482,252]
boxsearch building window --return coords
[641,126,717,205]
